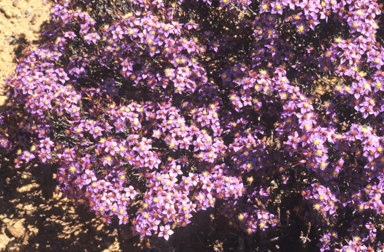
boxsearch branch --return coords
[229,3,256,17]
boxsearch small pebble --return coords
[0,7,12,19]
[16,13,21,19]
[12,0,19,8]
[25,10,32,18]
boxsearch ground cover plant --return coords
[1,0,384,250]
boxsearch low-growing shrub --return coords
[1,0,384,250]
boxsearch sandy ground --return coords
[0,164,134,252]
[0,0,52,107]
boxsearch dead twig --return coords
[314,72,336,91]
[229,3,256,17]
[258,234,290,245]
[300,222,311,244]
[286,210,290,226]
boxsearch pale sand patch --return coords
[0,0,51,106]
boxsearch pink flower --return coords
[22,151,35,163]
[91,126,103,138]
[158,224,174,240]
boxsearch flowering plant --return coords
[1,0,384,250]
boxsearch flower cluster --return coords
[1,0,384,250]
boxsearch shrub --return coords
[1,0,384,250]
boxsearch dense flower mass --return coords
[1,0,384,250]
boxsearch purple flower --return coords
[80,23,90,34]
[21,151,35,163]
[91,126,103,138]
[84,33,100,44]
[102,155,114,166]
[39,148,52,163]
[68,105,80,118]
[270,2,283,15]
[64,31,76,40]
[158,224,174,240]
[114,119,125,133]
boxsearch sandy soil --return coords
[0,163,131,252]
[0,0,52,107]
